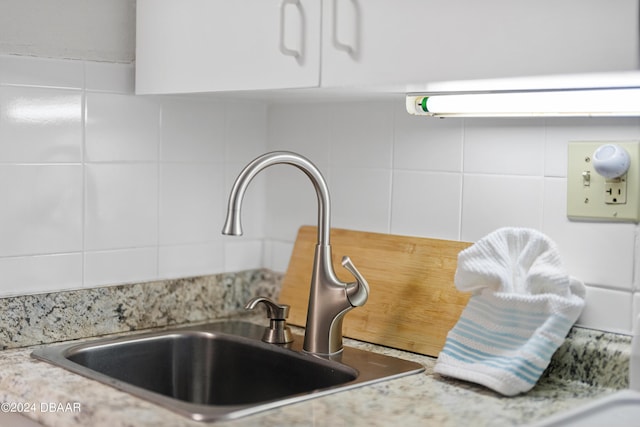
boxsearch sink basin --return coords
[31,321,424,421]
[66,330,356,406]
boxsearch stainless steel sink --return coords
[31,320,424,422]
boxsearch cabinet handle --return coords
[332,0,355,55]
[279,0,302,58]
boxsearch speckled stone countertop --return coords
[0,321,629,427]
[0,270,280,351]
[0,270,632,427]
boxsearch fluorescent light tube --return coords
[407,88,640,117]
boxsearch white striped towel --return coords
[434,227,586,396]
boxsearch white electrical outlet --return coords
[604,179,627,204]
[567,141,640,222]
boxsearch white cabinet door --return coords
[321,0,639,88]
[136,0,321,94]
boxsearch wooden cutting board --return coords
[278,226,472,357]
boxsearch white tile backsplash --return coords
[393,107,463,172]
[224,240,264,273]
[0,253,82,296]
[461,174,544,241]
[85,163,158,250]
[328,101,394,169]
[391,170,461,240]
[579,286,633,333]
[160,98,225,163]
[633,293,640,331]
[265,166,319,242]
[263,240,294,273]
[84,247,158,288]
[159,163,223,245]
[225,102,268,163]
[0,86,82,162]
[158,242,225,279]
[2,54,640,334]
[0,165,83,257]
[85,92,159,162]
[0,55,265,297]
[464,118,546,176]
[330,167,392,233]
[267,103,330,166]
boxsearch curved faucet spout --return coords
[222,151,330,245]
[222,151,369,355]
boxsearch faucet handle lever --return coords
[342,256,370,307]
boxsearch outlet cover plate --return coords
[567,141,640,222]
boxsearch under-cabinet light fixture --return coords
[406,88,640,118]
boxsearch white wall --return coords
[264,102,640,334]
[2,53,640,335]
[0,0,135,63]
[0,55,266,296]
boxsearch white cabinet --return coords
[136,0,639,95]
[135,0,321,94]
[321,0,639,88]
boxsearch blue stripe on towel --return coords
[452,318,558,361]
[444,337,545,380]
[441,338,545,385]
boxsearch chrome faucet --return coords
[222,151,369,355]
